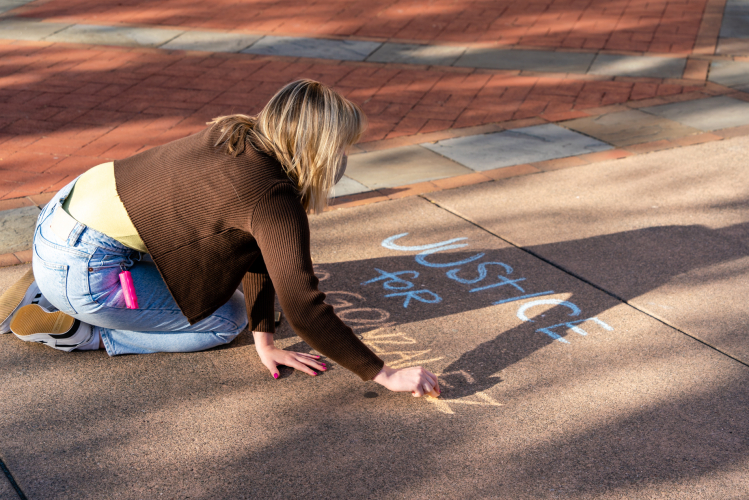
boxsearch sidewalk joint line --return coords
[0,457,28,500]
[421,195,749,370]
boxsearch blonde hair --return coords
[209,79,367,214]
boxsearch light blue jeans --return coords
[32,178,248,355]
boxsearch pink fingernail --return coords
[273,373,279,379]
[321,367,327,371]
[312,372,317,376]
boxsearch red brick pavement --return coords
[18,0,709,54]
[0,40,716,200]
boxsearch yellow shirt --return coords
[62,162,148,253]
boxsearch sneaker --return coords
[0,269,57,334]
[10,304,93,352]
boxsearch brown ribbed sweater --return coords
[114,126,384,380]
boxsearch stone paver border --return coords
[3,114,748,268]
[0,0,34,16]
[709,60,749,92]
[421,123,613,171]
[719,0,749,40]
[0,17,746,81]
[329,101,749,211]
[3,0,725,55]
[3,0,745,62]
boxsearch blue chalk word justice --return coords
[363,233,613,344]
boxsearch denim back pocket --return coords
[33,223,91,316]
[31,252,77,315]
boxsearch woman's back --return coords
[63,161,147,253]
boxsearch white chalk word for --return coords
[361,268,443,308]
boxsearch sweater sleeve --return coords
[242,254,276,334]
[250,183,384,381]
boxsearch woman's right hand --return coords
[372,365,440,397]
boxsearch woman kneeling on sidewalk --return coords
[0,79,440,398]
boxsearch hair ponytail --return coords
[211,114,254,157]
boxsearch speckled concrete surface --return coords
[1,193,748,498]
[0,206,39,254]
[427,135,749,365]
[0,471,18,500]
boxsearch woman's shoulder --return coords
[219,144,299,218]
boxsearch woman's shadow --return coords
[312,221,749,397]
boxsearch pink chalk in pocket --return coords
[119,270,139,309]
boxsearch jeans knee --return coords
[215,330,241,345]
[211,308,248,345]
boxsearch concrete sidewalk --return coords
[1,135,748,499]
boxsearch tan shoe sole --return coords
[0,268,35,328]
[11,304,75,337]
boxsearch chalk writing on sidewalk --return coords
[315,268,438,368]
[315,266,502,413]
[360,269,442,308]
[361,326,503,415]
[375,233,614,345]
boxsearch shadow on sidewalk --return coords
[313,221,749,399]
[1,222,748,497]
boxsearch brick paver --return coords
[0,0,744,210]
[0,39,713,200]
[17,0,710,54]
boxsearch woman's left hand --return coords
[253,331,326,379]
